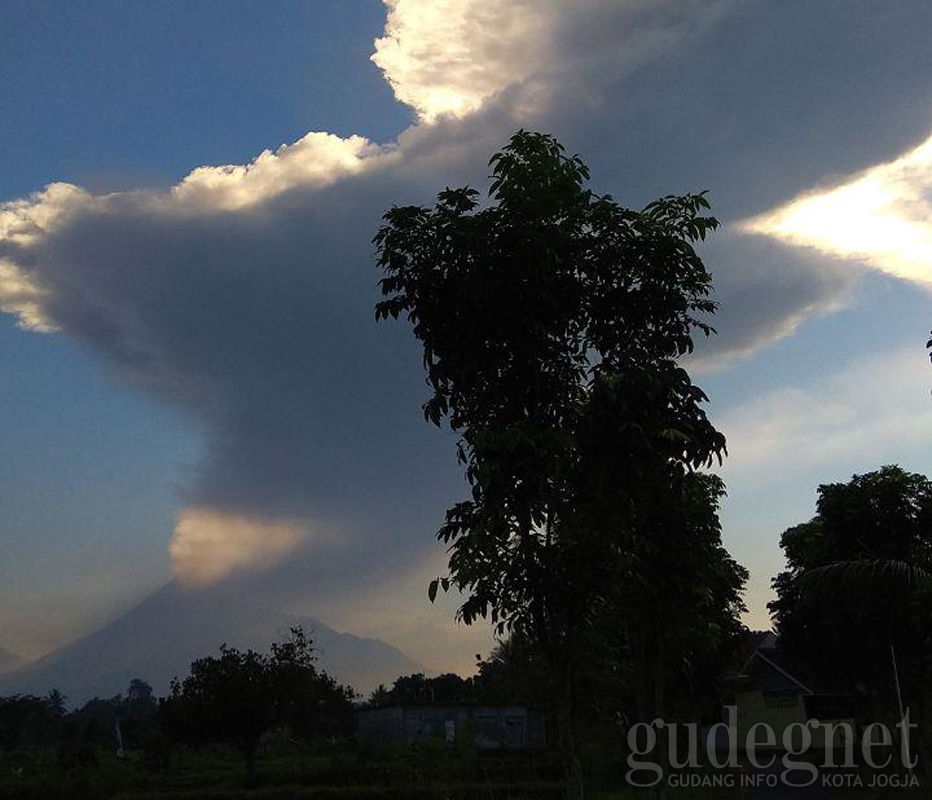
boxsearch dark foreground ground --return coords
[0,745,927,800]
[4,745,581,800]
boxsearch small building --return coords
[729,632,857,751]
[357,704,546,750]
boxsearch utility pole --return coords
[891,643,913,778]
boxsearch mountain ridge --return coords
[0,646,24,676]
[0,582,422,706]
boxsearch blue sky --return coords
[0,0,410,655]
[2,0,932,674]
[1,0,408,195]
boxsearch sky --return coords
[2,0,932,676]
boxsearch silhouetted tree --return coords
[117,678,161,763]
[474,633,551,708]
[161,627,353,776]
[46,689,67,718]
[573,472,747,753]
[771,466,932,693]
[368,672,475,707]
[163,645,274,776]
[71,695,124,750]
[366,683,391,708]
[0,692,64,752]
[375,129,733,798]
[269,627,355,740]
[126,678,156,716]
[771,466,932,767]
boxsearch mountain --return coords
[0,582,422,706]
[0,647,24,676]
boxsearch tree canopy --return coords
[161,627,354,775]
[770,465,932,716]
[375,129,726,632]
[375,130,746,793]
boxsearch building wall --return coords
[734,690,856,751]
[736,689,807,749]
[357,705,545,750]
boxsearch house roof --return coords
[731,631,816,695]
[744,648,814,694]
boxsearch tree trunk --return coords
[544,617,584,800]
[631,629,666,800]
[560,662,584,800]
[244,744,257,784]
[652,640,668,800]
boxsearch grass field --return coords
[0,741,750,800]
[0,744,569,800]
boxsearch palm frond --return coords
[798,558,929,597]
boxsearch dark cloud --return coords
[28,172,465,566]
[1,0,930,652]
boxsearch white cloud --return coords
[169,508,305,586]
[0,0,740,340]
[371,0,735,124]
[0,183,95,331]
[372,0,556,122]
[0,131,392,336]
[171,132,390,211]
[717,347,932,475]
[740,132,932,289]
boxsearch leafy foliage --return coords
[375,130,746,797]
[770,465,932,708]
[375,129,725,638]
[161,628,354,774]
[366,672,477,708]
[0,691,65,752]
[595,472,748,724]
